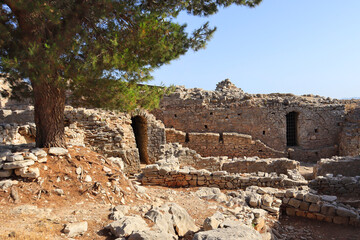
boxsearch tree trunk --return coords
[32,80,66,148]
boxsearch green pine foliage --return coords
[0,0,262,111]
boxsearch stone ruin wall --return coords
[308,156,360,197]
[166,128,286,159]
[339,105,360,156]
[0,103,166,174]
[314,156,360,178]
[153,80,348,162]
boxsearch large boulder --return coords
[169,203,199,236]
[128,230,177,240]
[203,212,224,231]
[145,208,176,236]
[193,224,261,240]
[196,187,227,202]
[106,216,148,238]
[145,203,199,237]
[63,221,88,237]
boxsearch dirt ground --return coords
[0,146,359,239]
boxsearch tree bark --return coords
[32,80,66,148]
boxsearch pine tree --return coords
[0,0,262,147]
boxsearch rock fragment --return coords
[63,221,88,237]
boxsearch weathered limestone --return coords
[159,143,225,172]
[106,216,148,238]
[3,160,35,169]
[222,157,299,175]
[203,212,225,230]
[193,223,262,240]
[48,147,68,156]
[63,221,88,237]
[309,175,360,197]
[283,190,360,227]
[314,156,360,177]
[145,203,199,237]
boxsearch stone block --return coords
[309,203,320,213]
[295,210,306,217]
[321,204,336,216]
[304,193,320,203]
[315,213,326,221]
[6,154,24,162]
[285,189,296,198]
[299,202,309,211]
[306,212,317,220]
[288,198,301,208]
[336,207,358,218]
[261,194,273,207]
[0,169,12,178]
[49,147,68,156]
[286,207,296,216]
[3,160,35,169]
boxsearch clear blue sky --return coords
[151,0,360,99]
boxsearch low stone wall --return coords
[283,189,360,226]
[0,107,34,125]
[309,175,360,197]
[165,129,287,159]
[288,146,339,163]
[0,147,46,179]
[222,157,299,175]
[141,164,307,190]
[314,156,360,177]
[159,143,225,172]
[0,124,35,145]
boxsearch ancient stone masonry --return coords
[63,107,140,173]
[309,175,360,197]
[0,146,47,179]
[339,106,360,156]
[141,160,308,190]
[130,110,166,164]
[0,105,166,173]
[221,157,299,175]
[314,156,360,177]
[165,128,287,159]
[153,79,347,161]
[64,107,166,173]
[159,143,225,171]
[283,189,360,227]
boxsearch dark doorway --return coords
[131,116,150,164]
[286,112,298,146]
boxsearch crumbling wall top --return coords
[167,79,344,108]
